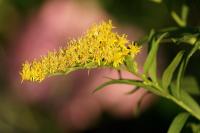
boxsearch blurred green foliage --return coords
[0,0,45,45]
[99,0,169,29]
[98,0,200,29]
[0,96,63,133]
[9,0,45,16]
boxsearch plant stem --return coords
[167,95,200,120]
[134,71,200,120]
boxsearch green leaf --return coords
[93,79,145,93]
[167,112,189,133]
[170,86,200,120]
[143,39,157,74]
[162,51,184,91]
[149,54,157,83]
[175,60,185,97]
[172,34,198,45]
[93,79,163,96]
[181,4,189,24]
[171,11,185,27]
[188,123,200,133]
[175,39,200,97]
[187,40,200,61]
[180,90,200,119]
[146,30,157,82]
[171,4,189,27]
[182,76,200,95]
[147,29,155,42]
[144,33,168,74]
[125,55,137,74]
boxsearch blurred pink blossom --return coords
[8,0,154,131]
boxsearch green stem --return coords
[133,70,200,120]
[167,95,200,120]
[151,83,200,120]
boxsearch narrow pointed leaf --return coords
[181,4,189,23]
[175,60,185,97]
[162,51,184,91]
[125,55,136,73]
[93,79,144,93]
[143,38,157,74]
[171,11,185,27]
[149,56,157,83]
[93,79,162,96]
[167,112,189,133]
[144,33,168,74]
[176,39,200,97]
[180,90,200,119]
[187,40,200,60]
[147,29,155,42]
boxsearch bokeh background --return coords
[0,0,199,132]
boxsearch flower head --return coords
[20,20,141,82]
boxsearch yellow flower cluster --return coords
[20,20,141,82]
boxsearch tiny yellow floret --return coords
[20,20,141,82]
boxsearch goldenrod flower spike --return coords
[20,20,141,82]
